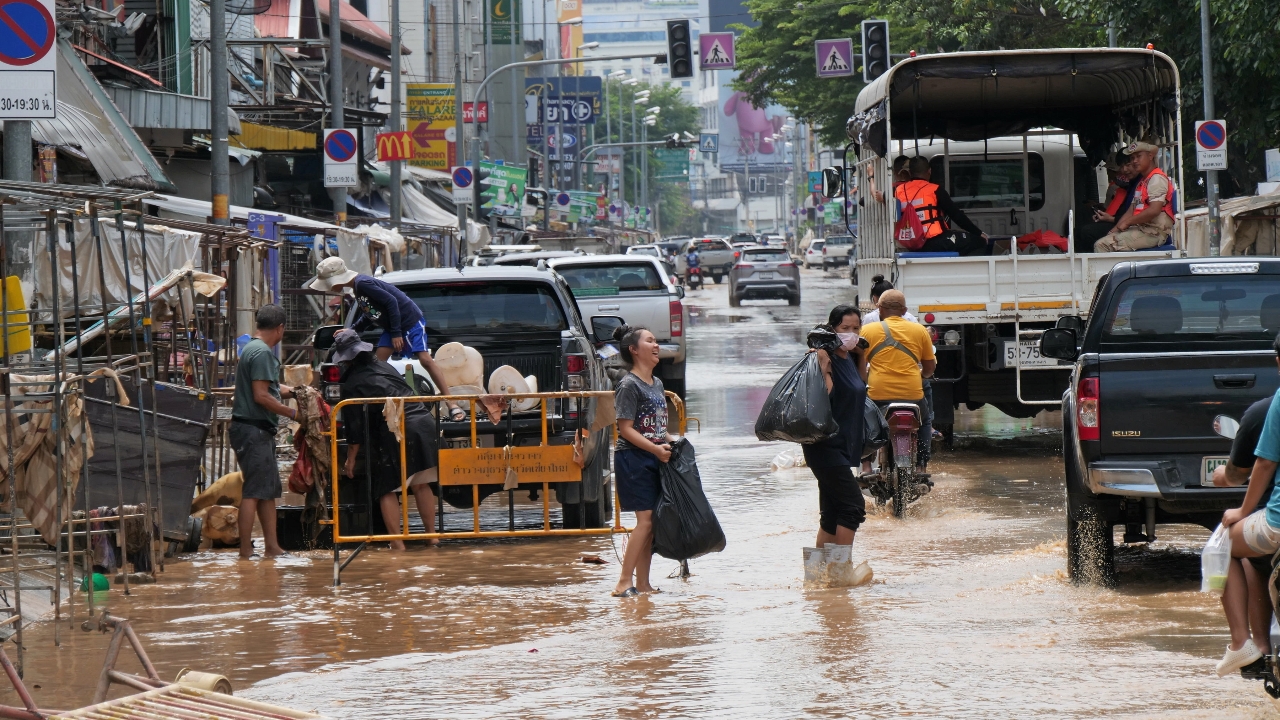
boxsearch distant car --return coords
[728,232,758,247]
[729,246,800,307]
[681,237,736,283]
[803,240,825,269]
[761,234,786,248]
[492,250,586,267]
[822,234,855,270]
[626,244,675,276]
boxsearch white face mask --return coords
[836,332,859,350]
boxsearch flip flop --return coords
[611,587,639,598]
[639,587,662,594]
[448,406,466,422]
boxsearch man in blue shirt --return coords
[308,257,463,420]
[1218,343,1280,675]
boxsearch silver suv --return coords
[729,247,800,307]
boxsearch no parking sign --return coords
[323,129,358,187]
[1195,120,1227,171]
[0,0,56,119]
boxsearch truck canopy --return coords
[850,48,1180,163]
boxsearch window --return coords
[405,282,568,333]
[557,263,666,295]
[1101,276,1280,349]
[946,153,1045,211]
[742,250,790,263]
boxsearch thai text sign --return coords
[438,445,578,485]
[407,83,456,170]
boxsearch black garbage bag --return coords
[861,397,889,459]
[652,439,726,561]
[753,352,839,443]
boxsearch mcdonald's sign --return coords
[376,131,414,162]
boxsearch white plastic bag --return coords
[770,448,803,471]
[1201,523,1232,594]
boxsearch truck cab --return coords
[843,48,1186,428]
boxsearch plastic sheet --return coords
[754,353,839,444]
[1201,523,1231,594]
[652,439,727,561]
[769,448,806,471]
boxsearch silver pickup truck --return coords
[549,255,689,397]
[681,237,736,284]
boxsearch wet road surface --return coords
[2,266,1275,717]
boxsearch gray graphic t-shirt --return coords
[615,373,668,451]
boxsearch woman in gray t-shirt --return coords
[611,324,675,598]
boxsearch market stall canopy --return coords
[144,193,339,230]
[850,48,1181,163]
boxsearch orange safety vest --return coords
[1104,181,1127,217]
[894,179,947,239]
[1133,167,1177,222]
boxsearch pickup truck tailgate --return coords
[578,293,671,340]
[1098,352,1278,456]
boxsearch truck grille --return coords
[484,352,561,392]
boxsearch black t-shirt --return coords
[1230,396,1274,508]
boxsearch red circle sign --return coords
[1197,121,1226,151]
[324,130,357,162]
[0,0,55,67]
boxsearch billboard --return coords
[717,71,791,172]
[407,83,456,170]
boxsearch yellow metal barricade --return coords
[322,389,692,584]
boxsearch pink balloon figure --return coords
[723,92,786,155]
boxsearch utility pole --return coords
[1201,0,1220,256]
[453,0,466,257]
[1107,20,1116,48]
[210,0,229,224]
[390,0,402,227]
[2,123,31,184]
[329,0,346,224]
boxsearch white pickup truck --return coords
[681,237,736,283]
[548,255,689,397]
[842,47,1188,432]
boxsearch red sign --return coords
[376,131,414,161]
[463,102,489,123]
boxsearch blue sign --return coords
[808,171,822,193]
[556,192,571,208]
[526,77,602,121]
[452,166,473,188]
[0,0,54,66]
[1197,121,1225,150]
[698,133,719,153]
[324,130,356,162]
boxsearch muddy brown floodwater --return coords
[2,269,1275,718]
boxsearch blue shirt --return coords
[351,275,424,338]
[1252,387,1280,526]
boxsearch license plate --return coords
[758,272,774,279]
[1203,456,1230,485]
[1003,340,1056,368]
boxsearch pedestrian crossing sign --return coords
[698,133,719,153]
[815,38,854,78]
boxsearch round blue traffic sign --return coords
[324,130,357,162]
[452,167,473,188]
[0,0,54,66]
[556,193,570,207]
[1197,121,1226,150]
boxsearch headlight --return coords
[942,329,961,346]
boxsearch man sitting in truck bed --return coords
[1094,141,1175,253]
[894,156,989,256]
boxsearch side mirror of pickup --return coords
[314,325,343,351]
[1039,328,1078,361]
[590,315,625,344]
[1056,315,1085,333]
[673,285,686,300]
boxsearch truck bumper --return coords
[1087,458,1246,506]
[659,342,684,363]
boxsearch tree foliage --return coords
[733,0,1280,195]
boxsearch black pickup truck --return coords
[1041,258,1280,585]
[317,266,617,528]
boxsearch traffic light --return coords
[474,164,494,219]
[861,19,890,83]
[667,20,693,79]
[664,133,686,149]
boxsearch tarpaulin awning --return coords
[234,121,317,151]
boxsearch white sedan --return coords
[803,240,825,269]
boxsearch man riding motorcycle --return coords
[685,247,702,287]
[859,290,935,474]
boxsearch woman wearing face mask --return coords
[801,304,868,549]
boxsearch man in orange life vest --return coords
[1094,141,1175,252]
[895,156,989,255]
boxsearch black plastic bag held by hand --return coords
[652,439,727,561]
[861,396,889,459]
[753,352,839,443]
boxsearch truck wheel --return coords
[892,468,910,518]
[713,274,723,284]
[787,293,800,307]
[1065,436,1116,586]
[729,293,741,307]
[562,449,610,529]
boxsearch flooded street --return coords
[3,268,1273,717]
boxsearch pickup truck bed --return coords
[1046,257,1280,585]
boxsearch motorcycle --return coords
[687,265,703,290]
[1214,414,1280,703]
[860,403,933,517]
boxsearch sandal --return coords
[611,587,639,598]
[448,405,466,422]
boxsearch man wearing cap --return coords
[1094,142,1175,253]
[231,305,294,559]
[308,257,463,420]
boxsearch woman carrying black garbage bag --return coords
[611,324,676,598]
[802,305,869,548]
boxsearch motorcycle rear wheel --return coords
[892,468,910,518]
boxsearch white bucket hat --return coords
[305,256,358,292]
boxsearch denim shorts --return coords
[229,421,280,500]
[614,448,662,513]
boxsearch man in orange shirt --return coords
[894,156,990,256]
[860,290,936,472]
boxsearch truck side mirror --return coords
[591,315,625,344]
[1214,415,1240,440]
[1055,315,1084,333]
[821,167,843,198]
[314,325,343,350]
[1039,328,1078,361]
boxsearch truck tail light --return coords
[1077,376,1099,441]
[669,300,683,336]
[322,364,341,383]
[822,247,828,254]
[566,355,586,373]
